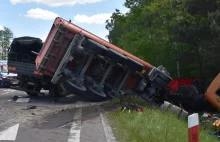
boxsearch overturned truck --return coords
[34,17,172,102]
[8,17,220,113]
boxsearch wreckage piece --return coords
[148,66,172,89]
[36,17,156,101]
[137,65,173,104]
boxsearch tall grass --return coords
[108,100,218,142]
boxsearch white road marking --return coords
[67,108,82,142]
[58,122,73,128]
[3,89,15,92]
[1,92,9,95]
[1,89,15,95]
[0,123,19,141]
[100,113,116,142]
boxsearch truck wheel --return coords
[107,48,127,65]
[57,82,70,97]
[63,79,87,96]
[84,39,108,55]
[84,76,94,87]
[26,84,41,96]
[85,86,106,102]
[106,90,119,99]
[49,83,70,97]
[104,83,114,99]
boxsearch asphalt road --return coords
[0,88,117,142]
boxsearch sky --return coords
[0,0,129,41]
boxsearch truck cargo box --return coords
[35,17,172,101]
[36,17,153,77]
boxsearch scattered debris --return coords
[13,96,19,101]
[22,105,36,110]
[16,98,30,103]
[121,103,143,113]
[202,112,213,118]
[213,119,220,129]
[202,120,211,123]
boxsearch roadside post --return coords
[188,113,199,142]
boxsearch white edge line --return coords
[67,108,82,142]
[59,122,73,128]
[100,112,116,142]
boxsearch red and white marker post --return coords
[188,113,199,142]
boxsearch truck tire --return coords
[106,90,119,99]
[84,76,94,87]
[107,48,127,64]
[26,84,41,96]
[84,39,108,55]
[49,83,70,97]
[63,79,87,96]
[104,83,114,99]
[85,86,106,102]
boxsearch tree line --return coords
[0,27,13,60]
[106,0,220,86]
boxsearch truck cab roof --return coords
[10,36,42,53]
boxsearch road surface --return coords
[0,88,117,142]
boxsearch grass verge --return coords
[108,98,218,142]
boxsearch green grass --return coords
[108,98,218,142]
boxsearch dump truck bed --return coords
[35,17,153,77]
